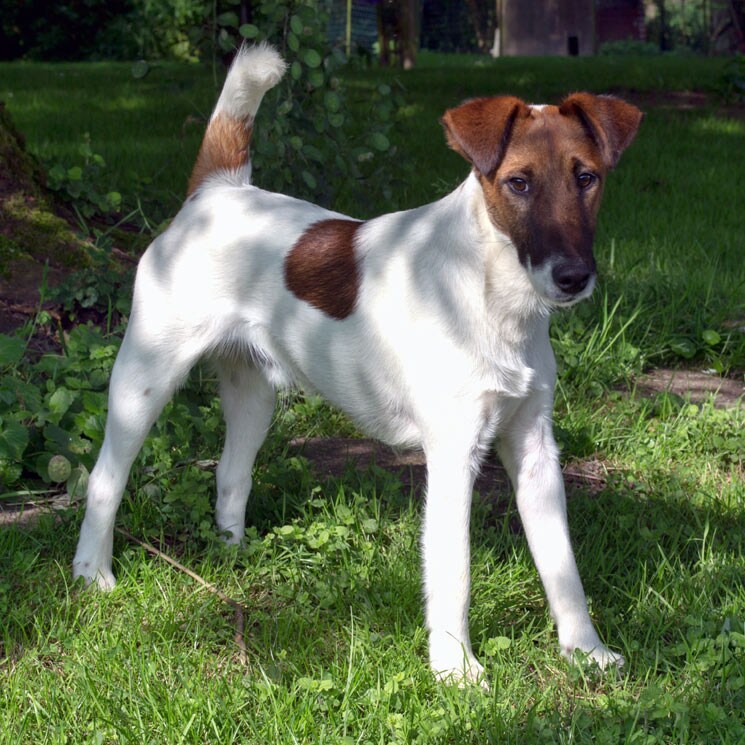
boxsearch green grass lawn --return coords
[1,53,744,743]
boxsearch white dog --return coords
[74,44,642,684]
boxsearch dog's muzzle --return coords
[551,261,594,297]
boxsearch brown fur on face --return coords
[284,219,363,319]
[441,95,642,272]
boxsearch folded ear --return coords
[441,96,528,176]
[559,93,643,168]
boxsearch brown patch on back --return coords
[285,219,363,319]
[187,113,253,195]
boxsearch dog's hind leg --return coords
[73,330,200,589]
[214,359,275,543]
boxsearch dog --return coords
[73,43,642,684]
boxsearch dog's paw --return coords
[561,640,625,671]
[72,560,116,591]
[433,658,489,690]
[429,634,489,689]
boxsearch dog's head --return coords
[441,93,642,306]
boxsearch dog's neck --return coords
[456,172,550,335]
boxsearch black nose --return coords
[552,263,593,295]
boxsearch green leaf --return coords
[47,163,66,184]
[0,420,28,460]
[324,91,340,113]
[48,387,77,418]
[302,49,322,68]
[239,23,260,39]
[48,454,72,483]
[131,60,150,79]
[302,144,324,162]
[301,170,317,189]
[218,29,234,52]
[308,69,324,87]
[67,465,89,498]
[484,636,512,655]
[290,60,302,80]
[287,32,300,53]
[0,334,25,368]
[361,518,378,534]
[369,132,390,151]
[670,339,697,359]
[701,329,721,346]
[216,11,239,27]
[290,15,304,35]
[67,166,83,181]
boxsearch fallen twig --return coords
[115,527,249,665]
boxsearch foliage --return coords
[0,325,115,492]
[46,136,122,220]
[216,0,405,210]
[718,53,745,102]
[0,0,135,61]
[127,0,212,61]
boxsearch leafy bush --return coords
[0,326,117,492]
[0,0,147,61]
[220,0,405,211]
[718,54,745,103]
[46,136,122,220]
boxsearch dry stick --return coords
[115,527,248,666]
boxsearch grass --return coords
[1,52,744,743]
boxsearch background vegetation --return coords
[0,16,744,745]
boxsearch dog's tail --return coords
[187,43,286,195]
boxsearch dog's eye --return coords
[508,177,529,194]
[577,172,596,189]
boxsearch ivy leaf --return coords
[239,23,259,39]
[301,170,317,189]
[216,11,238,27]
[324,91,340,113]
[369,132,390,152]
[302,49,322,68]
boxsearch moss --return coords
[0,101,92,273]
[2,193,90,269]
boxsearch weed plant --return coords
[0,53,743,742]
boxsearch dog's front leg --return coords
[498,397,623,669]
[422,434,484,685]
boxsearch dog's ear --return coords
[441,96,528,176]
[559,93,643,168]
